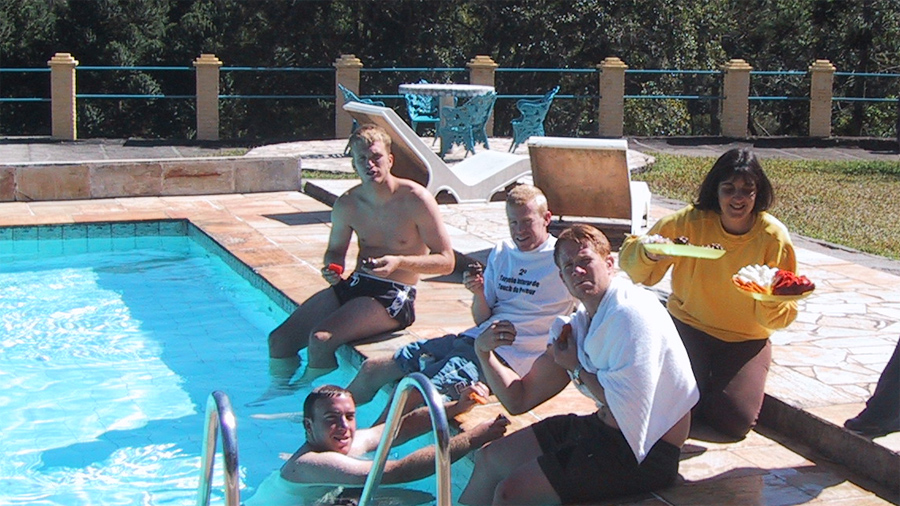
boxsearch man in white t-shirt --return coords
[345,185,575,411]
[459,225,698,505]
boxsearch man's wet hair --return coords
[303,384,354,421]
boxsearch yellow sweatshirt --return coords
[619,206,798,342]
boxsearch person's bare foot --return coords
[246,356,301,407]
[245,382,301,407]
[292,365,338,386]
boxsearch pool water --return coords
[0,222,471,505]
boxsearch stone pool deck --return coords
[0,136,897,504]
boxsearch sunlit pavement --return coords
[1,135,897,504]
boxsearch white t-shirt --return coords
[548,278,699,463]
[461,236,575,375]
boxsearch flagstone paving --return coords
[1,136,897,504]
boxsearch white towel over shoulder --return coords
[549,279,699,462]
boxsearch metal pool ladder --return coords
[196,390,241,506]
[359,372,452,506]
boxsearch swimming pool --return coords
[0,221,470,505]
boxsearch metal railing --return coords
[196,391,241,506]
[3,64,896,106]
[359,372,452,506]
[2,58,897,139]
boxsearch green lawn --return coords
[632,154,900,260]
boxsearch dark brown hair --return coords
[694,148,774,213]
[303,384,354,422]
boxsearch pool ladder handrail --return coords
[196,390,241,506]
[359,372,452,506]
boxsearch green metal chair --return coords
[338,84,386,153]
[509,86,559,152]
[438,92,497,158]
[403,80,443,137]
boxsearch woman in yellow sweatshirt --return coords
[619,148,797,439]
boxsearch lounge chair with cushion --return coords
[344,101,531,204]
[526,136,651,235]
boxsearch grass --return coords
[633,154,900,260]
[302,169,358,179]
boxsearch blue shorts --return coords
[332,272,416,329]
[393,334,481,400]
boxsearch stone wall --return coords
[0,155,301,202]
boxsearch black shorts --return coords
[533,412,681,504]
[332,272,416,329]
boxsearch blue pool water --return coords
[0,221,469,505]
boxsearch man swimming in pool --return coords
[245,384,509,506]
[260,124,455,397]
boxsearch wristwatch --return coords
[571,365,584,386]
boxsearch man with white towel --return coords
[460,224,699,505]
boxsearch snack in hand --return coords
[465,262,484,276]
[555,323,572,351]
[361,257,377,270]
[468,392,489,405]
[326,263,344,275]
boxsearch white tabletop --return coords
[398,83,495,97]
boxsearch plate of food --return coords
[638,234,726,259]
[732,264,816,302]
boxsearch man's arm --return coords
[353,403,453,454]
[283,417,508,485]
[321,198,355,285]
[474,320,569,415]
[379,416,507,484]
[464,268,492,325]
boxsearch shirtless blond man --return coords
[265,124,455,391]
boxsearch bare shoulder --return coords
[395,178,439,210]
[333,184,365,207]
[331,185,369,221]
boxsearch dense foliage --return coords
[1,0,898,140]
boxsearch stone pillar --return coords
[48,52,78,140]
[193,54,222,141]
[334,54,363,138]
[720,59,752,138]
[598,56,627,137]
[809,59,836,138]
[467,55,499,135]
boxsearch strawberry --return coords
[772,270,815,295]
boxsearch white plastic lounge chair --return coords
[344,101,532,204]
[526,136,651,235]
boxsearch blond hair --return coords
[348,124,392,154]
[506,184,548,214]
